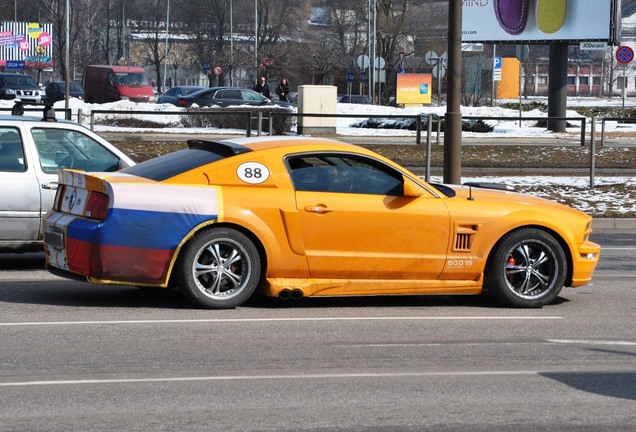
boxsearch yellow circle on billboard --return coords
[27,22,43,39]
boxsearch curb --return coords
[592,218,636,232]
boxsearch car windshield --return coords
[4,75,38,87]
[182,87,203,96]
[116,72,149,86]
[68,82,83,91]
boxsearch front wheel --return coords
[485,228,567,308]
[175,228,261,309]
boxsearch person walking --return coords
[253,76,271,99]
[275,78,290,102]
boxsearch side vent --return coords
[452,224,479,252]
[454,233,472,252]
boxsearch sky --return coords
[2,96,634,216]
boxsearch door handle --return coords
[42,182,59,190]
[304,205,333,214]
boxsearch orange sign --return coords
[396,73,432,105]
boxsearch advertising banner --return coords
[462,0,617,43]
[396,73,432,105]
[0,21,53,67]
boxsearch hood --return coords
[439,182,592,224]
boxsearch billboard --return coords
[396,73,432,105]
[462,0,620,43]
[0,21,54,68]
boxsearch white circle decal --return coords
[237,162,270,184]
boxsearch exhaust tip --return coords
[278,289,292,300]
[290,289,304,300]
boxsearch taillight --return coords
[85,191,109,220]
[177,98,189,107]
[53,184,66,210]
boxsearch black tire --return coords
[175,228,261,309]
[485,228,567,308]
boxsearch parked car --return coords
[0,104,135,253]
[44,81,85,104]
[43,136,600,310]
[338,94,373,104]
[0,73,45,105]
[157,85,206,105]
[175,86,294,108]
[83,65,155,103]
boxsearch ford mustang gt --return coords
[43,137,600,309]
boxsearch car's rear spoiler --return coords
[187,139,252,156]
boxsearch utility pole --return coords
[443,0,462,184]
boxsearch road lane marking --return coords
[547,339,636,346]
[0,370,582,387]
[0,316,562,327]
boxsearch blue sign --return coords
[420,83,429,94]
[5,60,25,70]
[346,72,355,82]
[202,61,211,71]
[494,57,502,69]
[359,72,367,81]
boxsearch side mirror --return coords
[403,177,424,197]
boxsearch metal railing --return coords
[88,109,253,137]
[1,106,72,120]
[599,117,636,146]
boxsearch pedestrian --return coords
[253,76,271,99]
[275,78,290,102]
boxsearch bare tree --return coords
[133,0,169,92]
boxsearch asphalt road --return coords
[0,232,634,431]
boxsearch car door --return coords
[0,127,42,243]
[289,154,451,280]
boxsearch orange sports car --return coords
[43,137,600,309]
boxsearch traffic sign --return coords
[213,66,222,76]
[202,61,211,72]
[5,60,25,70]
[616,46,634,64]
[432,64,446,79]
[424,51,438,66]
[357,55,370,69]
[493,57,502,69]
[345,72,355,82]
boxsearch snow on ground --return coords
[3,96,635,216]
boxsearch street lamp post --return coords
[163,0,170,91]
[255,0,258,79]
[230,0,234,86]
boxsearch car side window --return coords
[288,154,403,196]
[0,128,26,172]
[219,90,241,99]
[242,90,265,101]
[32,127,121,173]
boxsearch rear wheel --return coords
[485,228,567,308]
[175,228,261,309]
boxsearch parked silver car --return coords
[0,105,135,252]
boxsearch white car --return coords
[0,105,135,252]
